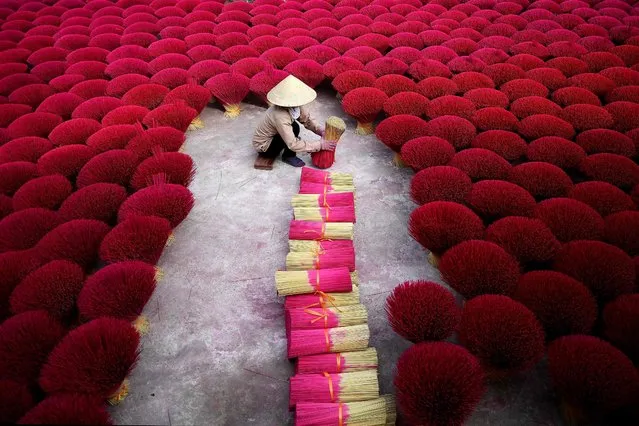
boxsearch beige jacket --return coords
[252,105,323,153]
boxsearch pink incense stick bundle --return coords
[286,304,367,330]
[275,267,357,296]
[286,247,356,272]
[289,370,379,409]
[289,221,354,241]
[299,181,354,195]
[289,240,354,253]
[284,285,359,310]
[291,192,355,208]
[293,205,356,223]
[301,167,353,186]
[287,324,370,358]
[296,348,378,375]
[295,396,394,426]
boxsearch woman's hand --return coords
[320,139,337,151]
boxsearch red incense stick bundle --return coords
[275,267,357,296]
[291,193,355,208]
[286,304,367,330]
[289,221,354,241]
[289,240,354,253]
[284,285,360,310]
[301,167,353,186]
[293,205,356,223]
[288,324,370,358]
[295,395,394,426]
[311,116,346,170]
[299,181,354,195]
[286,247,356,272]
[296,348,378,375]
[289,370,379,409]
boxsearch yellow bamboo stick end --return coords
[427,252,440,269]
[133,315,150,335]
[107,379,130,406]
[393,153,407,168]
[355,121,374,135]
[559,400,586,426]
[223,104,241,118]
[165,233,175,247]
[188,116,204,131]
[154,267,164,283]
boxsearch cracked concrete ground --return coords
[111,89,562,426]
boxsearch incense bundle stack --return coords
[312,116,347,169]
[286,248,356,272]
[286,304,368,330]
[289,240,354,253]
[275,268,358,296]
[288,324,370,358]
[291,193,355,208]
[296,348,378,374]
[290,370,379,408]
[301,167,354,187]
[295,395,396,426]
[289,221,354,241]
[300,181,355,194]
[285,285,360,310]
[293,205,356,223]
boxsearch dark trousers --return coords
[263,121,300,159]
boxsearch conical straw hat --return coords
[267,75,317,107]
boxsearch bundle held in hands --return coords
[301,167,354,186]
[289,240,354,253]
[275,267,358,296]
[284,285,360,310]
[289,220,354,240]
[292,192,355,208]
[288,324,370,358]
[312,116,347,169]
[286,247,356,272]
[294,205,356,223]
[296,348,378,374]
[286,304,368,330]
[295,395,395,426]
[289,370,379,408]
[300,181,355,195]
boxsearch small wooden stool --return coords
[254,154,275,170]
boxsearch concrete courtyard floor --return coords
[112,90,562,425]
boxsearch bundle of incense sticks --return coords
[293,206,356,223]
[296,348,378,374]
[289,240,354,253]
[289,221,354,240]
[288,324,370,358]
[275,268,358,296]
[286,248,356,272]
[286,304,368,330]
[299,181,355,195]
[301,167,354,187]
[291,193,355,208]
[295,395,395,426]
[284,285,360,310]
[289,370,379,408]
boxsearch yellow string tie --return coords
[324,327,330,352]
[336,353,342,373]
[338,402,344,426]
[324,372,336,402]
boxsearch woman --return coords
[252,75,336,168]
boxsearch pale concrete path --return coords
[111,91,561,425]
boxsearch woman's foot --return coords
[282,156,305,167]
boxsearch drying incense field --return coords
[1,0,639,424]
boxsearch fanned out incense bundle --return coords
[296,348,378,374]
[289,370,379,408]
[275,268,358,296]
[285,285,360,310]
[292,193,355,208]
[286,248,356,272]
[301,167,354,186]
[294,206,356,223]
[295,396,394,426]
[312,116,347,169]
[288,324,370,358]
[289,240,354,253]
[286,304,368,330]
[289,221,354,241]
[300,181,355,195]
